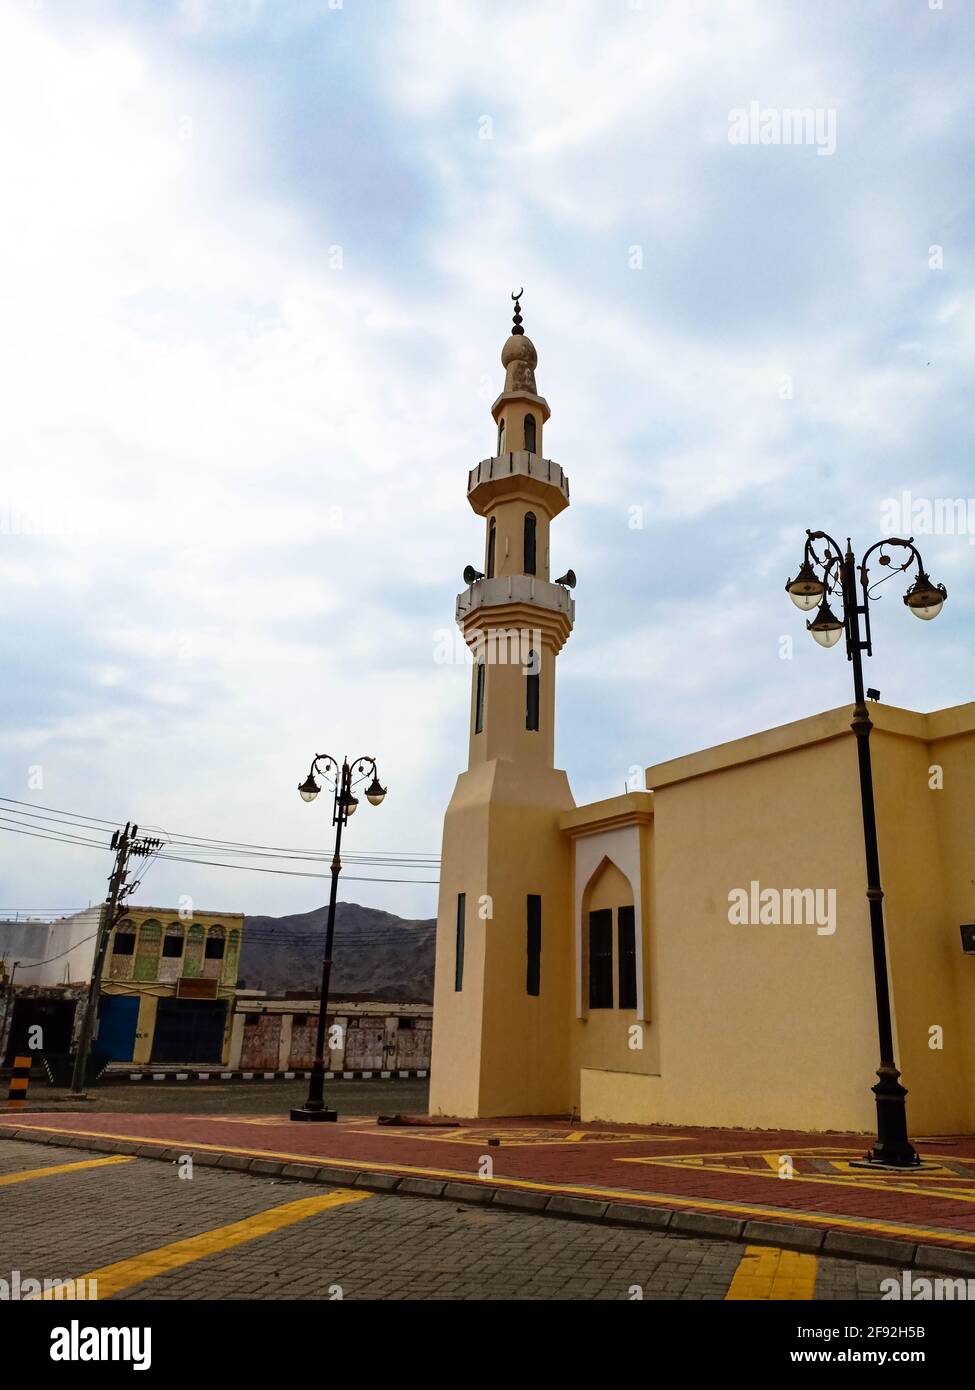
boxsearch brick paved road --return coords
[0,1139,935,1301]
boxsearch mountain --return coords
[238,902,435,1002]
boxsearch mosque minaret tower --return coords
[429,294,577,1118]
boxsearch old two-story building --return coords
[100,906,244,1064]
[1,904,244,1067]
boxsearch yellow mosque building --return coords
[429,300,975,1138]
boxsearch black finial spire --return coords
[511,287,525,336]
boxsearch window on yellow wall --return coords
[474,661,485,734]
[455,893,466,991]
[162,927,184,959]
[497,418,505,453]
[526,650,539,731]
[524,413,536,452]
[486,517,496,578]
[588,909,613,1008]
[618,906,637,1009]
[524,511,537,575]
[526,895,541,996]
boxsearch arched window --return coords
[162,923,185,959]
[526,649,540,731]
[474,661,485,734]
[110,920,136,980]
[133,918,162,982]
[111,922,136,957]
[486,517,496,578]
[524,413,536,452]
[205,924,226,959]
[183,923,205,978]
[523,511,537,575]
[159,922,185,982]
[497,418,506,454]
[203,923,226,979]
[222,928,241,986]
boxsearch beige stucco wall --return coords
[429,758,575,1118]
[579,703,975,1135]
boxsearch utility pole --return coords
[0,960,19,1068]
[70,823,161,1095]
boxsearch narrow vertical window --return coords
[588,909,613,1009]
[617,905,637,1010]
[526,894,541,996]
[455,893,466,992]
[497,418,506,454]
[525,649,539,731]
[474,661,485,734]
[523,511,537,576]
[486,518,496,578]
[524,413,536,452]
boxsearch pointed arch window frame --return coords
[574,844,649,1023]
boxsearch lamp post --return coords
[291,754,386,1122]
[786,531,947,1168]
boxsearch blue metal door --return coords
[96,995,140,1062]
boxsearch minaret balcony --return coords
[455,574,575,655]
[467,452,570,518]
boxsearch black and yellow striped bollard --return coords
[7,1055,32,1109]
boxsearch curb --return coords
[101,1068,430,1083]
[3,1124,974,1279]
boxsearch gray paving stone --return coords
[604,1202,673,1230]
[443,1181,493,1204]
[397,1177,446,1198]
[248,1159,285,1177]
[823,1230,916,1265]
[311,1165,357,1185]
[670,1211,745,1240]
[353,1171,401,1191]
[913,1245,975,1277]
[743,1219,825,1253]
[546,1195,609,1220]
[279,1162,319,1181]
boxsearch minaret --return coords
[429,294,576,1119]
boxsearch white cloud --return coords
[0,1,970,920]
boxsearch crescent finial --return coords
[510,288,525,336]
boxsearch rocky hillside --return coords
[238,902,435,1002]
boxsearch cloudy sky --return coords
[0,0,971,925]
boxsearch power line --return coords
[0,820,440,885]
[154,849,439,884]
[0,797,440,862]
[3,927,102,969]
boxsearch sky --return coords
[0,0,972,926]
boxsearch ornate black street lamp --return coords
[786,531,947,1168]
[291,754,386,1122]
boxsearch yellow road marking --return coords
[0,1155,133,1186]
[620,1147,975,1205]
[8,1122,975,1252]
[53,1188,371,1300]
[726,1245,818,1301]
